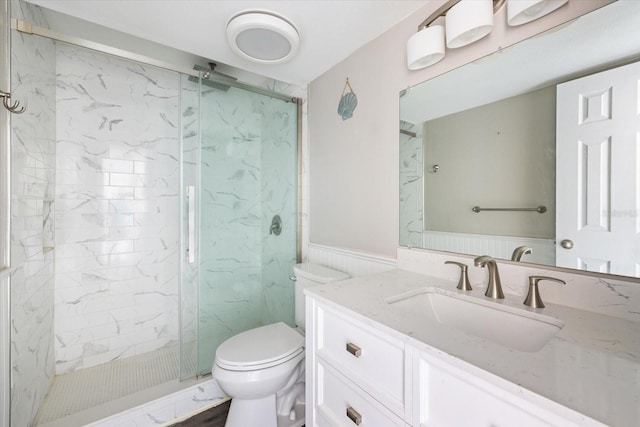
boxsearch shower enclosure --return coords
[181,66,299,378]
[2,1,299,425]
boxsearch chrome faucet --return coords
[474,255,505,299]
[511,246,532,261]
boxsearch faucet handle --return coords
[523,276,566,308]
[444,261,472,291]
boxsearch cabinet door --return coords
[414,352,592,427]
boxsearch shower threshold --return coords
[34,344,197,427]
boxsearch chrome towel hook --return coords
[0,90,26,114]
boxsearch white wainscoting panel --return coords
[306,244,396,278]
[423,231,555,266]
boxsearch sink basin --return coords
[386,289,564,352]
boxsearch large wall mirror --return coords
[399,1,640,280]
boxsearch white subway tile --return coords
[108,200,155,214]
[102,159,135,173]
[134,161,151,174]
[103,186,136,200]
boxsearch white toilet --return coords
[212,263,349,427]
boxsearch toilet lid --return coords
[215,322,304,370]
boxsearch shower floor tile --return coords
[35,344,197,425]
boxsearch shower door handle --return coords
[187,186,196,264]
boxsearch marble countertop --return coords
[305,269,640,427]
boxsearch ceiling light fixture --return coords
[507,0,569,26]
[226,10,300,64]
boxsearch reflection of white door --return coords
[556,61,640,276]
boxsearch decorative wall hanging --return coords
[337,78,358,120]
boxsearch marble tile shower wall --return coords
[399,122,423,248]
[54,44,181,373]
[9,1,57,425]
[259,96,298,327]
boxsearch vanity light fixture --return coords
[406,0,505,70]
[446,0,494,48]
[407,17,445,70]
[226,10,300,64]
[507,0,569,26]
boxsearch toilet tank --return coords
[293,263,349,332]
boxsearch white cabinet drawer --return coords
[315,304,405,414]
[315,359,405,427]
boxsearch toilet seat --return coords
[215,322,304,371]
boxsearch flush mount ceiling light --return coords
[446,0,494,49]
[226,10,300,64]
[507,0,569,26]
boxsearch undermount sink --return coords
[386,288,564,352]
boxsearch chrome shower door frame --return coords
[0,0,11,425]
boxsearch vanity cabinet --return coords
[306,295,602,427]
[308,298,407,426]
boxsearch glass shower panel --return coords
[196,83,297,375]
[179,72,200,380]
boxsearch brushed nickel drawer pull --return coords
[346,406,362,425]
[346,342,361,357]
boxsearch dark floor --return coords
[170,400,305,427]
[170,400,230,426]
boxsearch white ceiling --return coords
[25,0,427,85]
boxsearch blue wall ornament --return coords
[337,78,358,120]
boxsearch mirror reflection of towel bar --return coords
[472,205,547,213]
[400,129,417,138]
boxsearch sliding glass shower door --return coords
[181,78,298,377]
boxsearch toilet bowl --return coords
[213,323,305,427]
[212,263,349,427]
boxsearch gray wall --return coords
[423,86,555,238]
